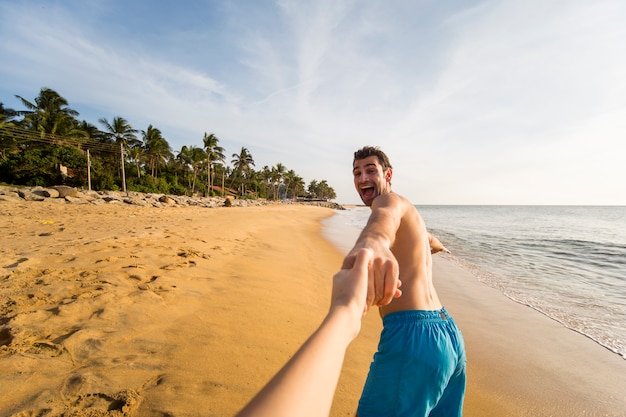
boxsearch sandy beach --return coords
[1,200,625,416]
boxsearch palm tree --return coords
[99,116,139,192]
[202,133,225,195]
[230,147,255,195]
[258,165,273,199]
[284,169,304,200]
[293,175,306,200]
[76,120,101,139]
[0,103,20,161]
[127,145,144,179]
[273,163,287,200]
[176,146,193,191]
[308,179,336,201]
[14,87,80,136]
[99,116,139,148]
[0,103,18,127]
[177,145,206,194]
[142,124,172,177]
[214,163,231,196]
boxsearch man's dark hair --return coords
[353,146,393,170]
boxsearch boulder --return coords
[65,196,87,204]
[0,193,22,202]
[0,185,19,195]
[101,191,124,203]
[124,197,148,206]
[89,198,106,206]
[41,188,60,198]
[80,190,101,199]
[159,195,176,205]
[51,185,78,198]
[18,189,46,201]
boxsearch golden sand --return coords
[1,201,624,416]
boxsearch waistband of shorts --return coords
[382,308,451,325]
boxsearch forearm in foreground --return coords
[235,309,356,417]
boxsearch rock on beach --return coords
[0,184,344,209]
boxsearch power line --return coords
[0,125,119,154]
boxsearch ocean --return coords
[322,205,626,359]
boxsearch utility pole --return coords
[120,142,127,193]
[87,149,91,191]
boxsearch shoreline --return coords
[447,255,626,361]
[433,257,626,416]
[1,201,624,416]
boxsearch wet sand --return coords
[434,258,626,416]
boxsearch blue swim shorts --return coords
[357,308,466,417]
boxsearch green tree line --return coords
[0,87,337,201]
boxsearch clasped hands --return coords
[331,248,401,323]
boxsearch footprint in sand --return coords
[62,374,142,416]
[3,257,29,268]
[24,341,64,357]
[158,248,212,270]
[70,391,142,415]
[137,275,177,292]
[0,327,13,346]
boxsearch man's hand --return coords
[368,248,402,307]
[348,241,402,308]
[429,233,451,255]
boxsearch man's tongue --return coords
[362,187,376,199]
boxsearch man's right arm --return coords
[348,193,404,306]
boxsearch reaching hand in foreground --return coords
[236,249,376,417]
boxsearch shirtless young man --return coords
[350,146,466,417]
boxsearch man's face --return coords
[352,155,392,206]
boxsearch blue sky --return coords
[1,0,625,205]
